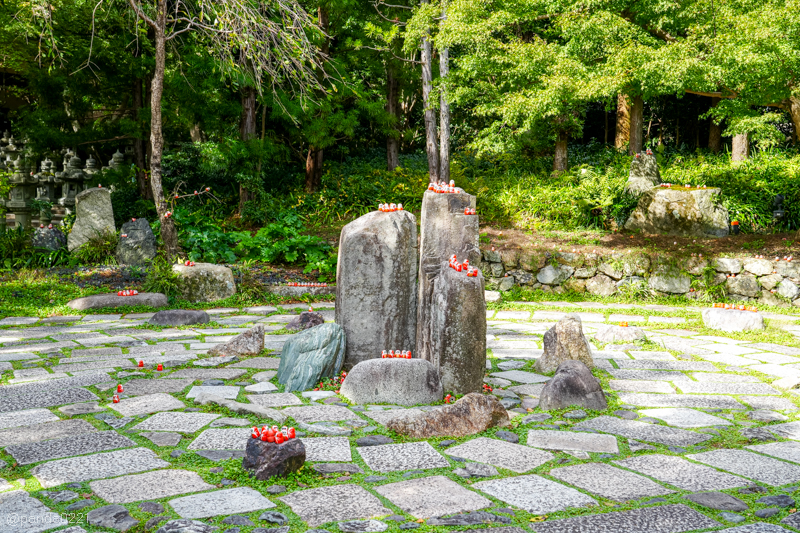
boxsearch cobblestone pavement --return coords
[3,300,800,533]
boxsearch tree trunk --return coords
[305,147,323,192]
[615,93,630,151]
[732,133,749,161]
[386,65,400,171]
[238,86,257,215]
[132,78,152,200]
[189,123,204,142]
[148,1,179,258]
[421,1,439,183]
[708,97,722,153]
[789,96,800,145]
[553,130,568,173]
[629,95,644,155]
[438,10,450,184]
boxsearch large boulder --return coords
[339,358,443,406]
[416,190,481,377]
[116,218,157,265]
[535,314,594,374]
[277,323,346,391]
[701,308,765,332]
[594,324,645,343]
[537,264,573,285]
[625,187,729,238]
[67,292,167,310]
[149,310,210,326]
[386,393,509,438]
[208,325,265,357]
[420,261,486,395]
[335,210,417,369]
[649,272,691,294]
[585,274,617,296]
[32,226,66,251]
[67,187,116,252]
[539,360,607,411]
[173,263,236,303]
[624,152,661,197]
[286,311,324,332]
[242,437,305,480]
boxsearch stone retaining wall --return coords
[480,249,800,308]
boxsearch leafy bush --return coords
[0,226,69,270]
[173,208,333,272]
[71,231,119,265]
[141,253,181,297]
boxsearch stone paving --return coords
[4,301,800,532]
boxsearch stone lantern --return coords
[34,158,59,225]
[4,155,38,228]
[56,152,89,214]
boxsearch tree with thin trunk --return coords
[615,94,630,151]
[122,0,325,257]
[628,95,643,154]
[438,0,450,183]
[420,2,439,184]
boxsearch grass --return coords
[4,299,800,531]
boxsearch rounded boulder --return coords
[339,358,443,406]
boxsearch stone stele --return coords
[623,152,661,197]
[625,187,729,238]
[335,210,417,369]
[277,323,346,392]
[416,189,482,394]
[116,218,157,266]
[172,262,236,303]
[535,314,594,374]
[67,187,116,252]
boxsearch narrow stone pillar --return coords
[335,210,417,369]
[416,189,484,394]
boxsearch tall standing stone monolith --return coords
[335,210,417,369]
[67,187,115,252]
[416,189,485,394]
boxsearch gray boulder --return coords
[87,504,139,531]
[277,323,346,391]
[593,324,645,343]
[67,292,167,310]
[743,258,773,276]
[386,393,509,438]
[32,226,66,251]
[537,264,573,285]
[759,274,783,291]
[173,262,236,303]
[286,311,325,332]
[535,314,594,374]
[116,218,157,265]
[585,274,617,296]
[624,187,729,238]
[67,187,116,252]
[242,437,305,480]
[419,261,486,395]
[778,279,800,300]
[701,308,764,332]
[624,152,661,197]
[149,310,210,326]
[416,189,481,380]
[209,325,265,357]
[726,275,759,297]
[539,360,607,411]
[335,210,417,369]
[649,272,691,294]
[339,358,443,406]
[714,258,742,274]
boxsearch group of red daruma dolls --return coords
[116,290,139,296]
[251,425,296,443]
[450,254,479,277]
[286,282,328,287]
[382,350,412,359]
[378,203,403,212]
[428,180,457,193]
[712,303,758,312]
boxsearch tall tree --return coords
[419,0,439,183]
[122,0,325,256]
[438,0,450,183]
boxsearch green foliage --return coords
[0,226,69,270]
[71,231,119,266]
[141,253,181,298]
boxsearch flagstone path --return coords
[3,300,800,532]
